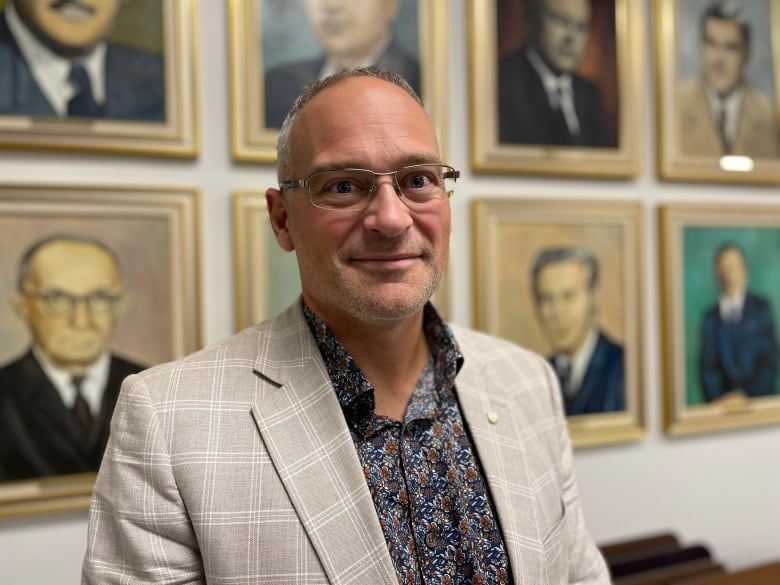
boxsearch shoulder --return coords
[742,84,775,115]
[746,292,773,311]
[105,42,163,76]
[265,57,322,86]
[450,324,552,378]
[676,77,705,104]
[0,349,35,378]
[596,330,623,357]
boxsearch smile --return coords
[49,0,96,20]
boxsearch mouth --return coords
[319,18,349,35]
[351,253,421,270]
[49,0,96,20]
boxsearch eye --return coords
[400,170,437,191]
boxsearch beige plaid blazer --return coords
[82,302,608,585]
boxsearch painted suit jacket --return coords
[700,292,779,401]
[0,349,144,481]
[498,46,609,147]
[0,11,165,121]
[264,38,420,129]
[675,77,778,159]
[82,301,608,584]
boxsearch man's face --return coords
[701,17,749,97]
[266,77,450,328]
[13,0,122,57]
[304,0,400,64]
[715,247,747,298]
[535,0,591,73]
[17,240,124,373]
[534,259,596,356]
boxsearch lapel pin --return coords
[487,411,499,425]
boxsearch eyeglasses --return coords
[21,289,122,316]
[279,163,460,212]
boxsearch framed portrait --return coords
[468,0,643,177]
[232,189,450,330]
[472,198,644,447]
[228,0,450,163]
[655,0,780,183]
[0,0,198,157]
[0,184,201,518]
[660,203,780,437]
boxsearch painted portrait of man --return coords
[530,245,625,416]
[674,0,778,159]
[0,0,166,121]
[0,234,146,482]
[262,0,420,129]
[496,0,619,148]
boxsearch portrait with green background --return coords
[683,226,780,405]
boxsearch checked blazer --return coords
[82,301,608,585]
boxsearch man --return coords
[82,69,608,584]
[699,243,778,402]
[676,1,778,158]
[497,0,609,147]
[0,234,145,481]
[264,0,420,128]
[0,0,165,120]
[531,246,625,416]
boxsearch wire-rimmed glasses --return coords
[279,163,460,211]
[21,289,122,316]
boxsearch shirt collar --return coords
[32,346,111,414]
[5,4,107,115]
[303,301,463,428]
[526,46,573,97]
[553,328,598,397]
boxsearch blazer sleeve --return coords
[542,360,611,585]
[81,374,205,585]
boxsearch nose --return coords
[68,299,94,328]
[361,178,413,237]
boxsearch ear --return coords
[11,293,29,322]
[266,188,295,252]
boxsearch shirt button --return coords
[425,531,437,548]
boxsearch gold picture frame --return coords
[660,203,780,437]
[473,198,644,447]
[0,184,201,518]
[469,0,643,177]
[228,0,450,163]
[0,0,198,157]
[655,0,780,183]
[232,190,301,330]
[232,189,450,331]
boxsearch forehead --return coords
[291,77,439,171]
[543,0,590,18]
[704,17,744,42]
[717,248,745,265]
[27,241,120,287]
[539,260,589,286]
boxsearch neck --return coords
[319,307,430,421]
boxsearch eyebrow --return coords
[305,153,445,176]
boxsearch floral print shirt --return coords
[304,302,512,585]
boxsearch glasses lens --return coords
[41,291,74,315]
[88,292,119,313]
[396,165,451,204]
[308,169,374,210]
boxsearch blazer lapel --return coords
[250,303,397,585]
[455,357,549,580]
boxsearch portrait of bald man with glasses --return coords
[0,234,144,482]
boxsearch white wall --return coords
[1,2,779,584]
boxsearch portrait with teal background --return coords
[683,226,780,405]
